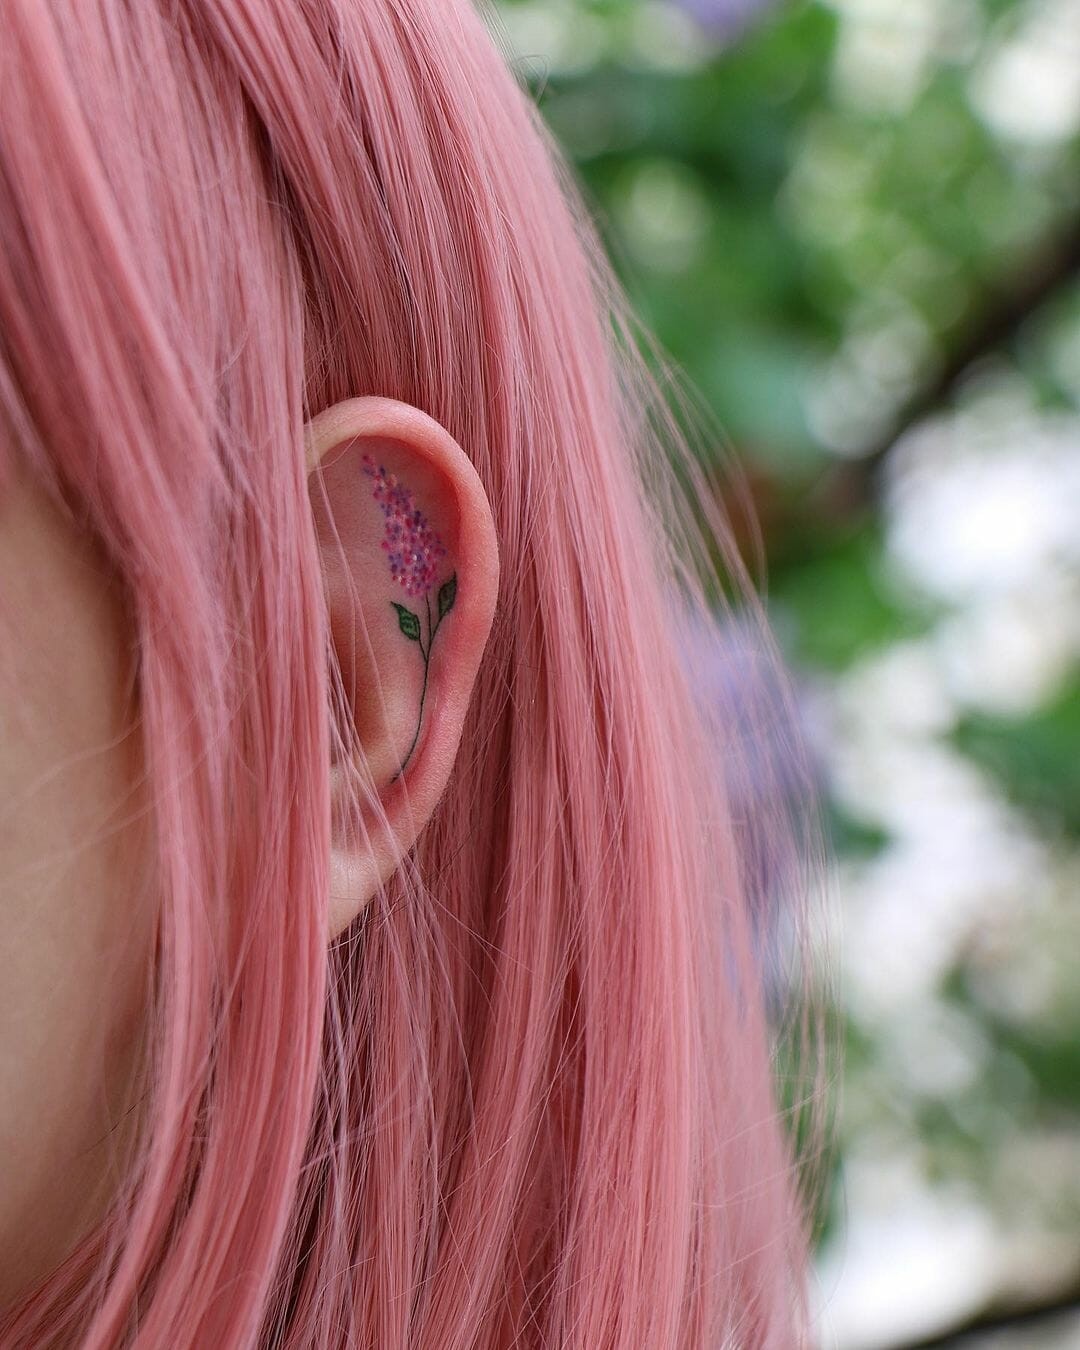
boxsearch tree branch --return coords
[881,1283,1080,1350]
[844,217,1080,505]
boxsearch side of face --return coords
[0,396,499,1309]
[0,457,156,1307]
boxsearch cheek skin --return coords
[0,463,157,1309]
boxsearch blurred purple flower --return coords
[672,0,778,40]
[672,600,827,1015]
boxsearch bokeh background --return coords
[485,2,1080,1346]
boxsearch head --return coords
[0,2,828,1346]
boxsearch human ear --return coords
[305,397,499,940]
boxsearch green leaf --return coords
[391,602,421,641]
[952,679,1080,837]
[438,573,457,619]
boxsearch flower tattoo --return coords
[361,453,457,781]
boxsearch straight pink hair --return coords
[0,1,830,1345]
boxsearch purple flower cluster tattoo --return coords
[361,453,457,781]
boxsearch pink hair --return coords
[0,1,830,1345]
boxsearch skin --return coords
[0,397,500,1309]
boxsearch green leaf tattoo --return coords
[438,574,457,619]
[391,602,421,642]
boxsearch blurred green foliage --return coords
[955,679,1080,835]
[493,0,1080,1335]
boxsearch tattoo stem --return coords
[389,590,451,784]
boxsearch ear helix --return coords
[360,453,458,783]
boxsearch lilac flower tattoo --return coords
[361,453,456,781]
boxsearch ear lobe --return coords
[305,397,499,940]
